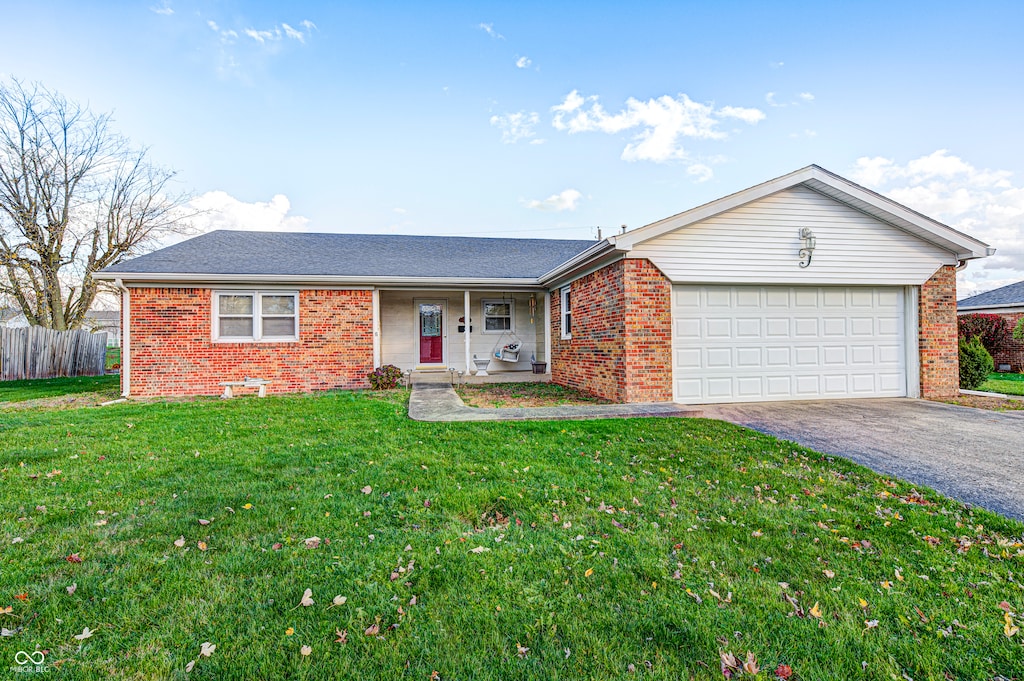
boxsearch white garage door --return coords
[672,285,906,404]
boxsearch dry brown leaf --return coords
[73,627,94,640]
[361,486,372,495]
[364,624,380,636]
[174,536,186,548]
[742,651,759,675]
[66,583,77,595]
[300,645,312,656]
[198,519,211,526]
[335,629,348,644]
[299,588,314,607]
[197,541,208,551]
[200,642,216,657]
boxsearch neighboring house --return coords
[957,280,1024,371]
[83,310,121,347]
[94,165,992,404]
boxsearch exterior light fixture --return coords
[798,227,816,268]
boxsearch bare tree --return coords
[0,79,192,329]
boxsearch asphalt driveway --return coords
[701,398,1024,522]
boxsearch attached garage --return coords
[671,284,909,403]
[546,165,994,405]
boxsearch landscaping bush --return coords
[957,312,1010,354]
[367,364,404,390]
[959,335,994,389]
[1015,317,1024,341]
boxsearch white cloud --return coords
[799,92,815,102]
[187,191,310,234]
[770,61,785,69]
[850,150,1024,296]
[515,56,531,69]
[242,20,315,45]
[523,189,582,212]
[686,164,714,182]
[490,111,540,144]
[765,92,781,107]
[150,2,174,15]
[550,90,764,164]
[478,23,504,39]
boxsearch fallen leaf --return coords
[775,663,793,679]
[997,601,1012,613]
[881,580,892,590]
[865,619,879,629]
[361,486,372,495]
[809,602,822,619]
[823,569,835,578]
[285,627,294,636]
[272,543,283,551]
[334,629,348,644]
[74,627,94,640]
[67,583,77,595]
[174,536,186,548]
[331,595,347,607]
[858,598,868,609]
[11,537,23,544]
[200,642,216,657]
[1,627,17,637]
[66,553,83,563]
[186,660,196,673]
[198,519,211,526]
[516,643,529,658]
[424,499,431,508]
[469,546,490,554]
[584,568,594,577]
[301,645,312,656]
[304,537,321,550]
[242,503,253,510]
[742,651,760,675]
[197,541,208,551]
[364,624,379,636]
[751,530,763,537]
[14,594,28,601]
[299,588,314,607]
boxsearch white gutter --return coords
[92,272,543,287]
[537,239,622,287]
[113,278,130,398]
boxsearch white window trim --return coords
[212,290,300,343]
[481,298,515,335]
[560,286,572,339]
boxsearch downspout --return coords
[955,259,969,271]
[113,278,130,398]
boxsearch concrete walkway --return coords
[701,398,1024,522]
[408,375,702,422]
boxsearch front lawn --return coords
[0,374,120,405]
[1,391,1022,679]
[980,371,1024,396]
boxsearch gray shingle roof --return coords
[102,231,597,280]
[958,279,1024,308]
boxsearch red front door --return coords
[418,302,444,364]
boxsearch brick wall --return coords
[919,265,959,398]
[551,259,673,403]
[127,288,374,397]
[992,311,1024,371]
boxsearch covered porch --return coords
[374,288,551,378]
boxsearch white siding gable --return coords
[629,185,956,285]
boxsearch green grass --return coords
[980,372,1024,396]
[1,391,1022,680]
[0,374,120,404]
[457,381,612,408]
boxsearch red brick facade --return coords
[551,259,673,402]
[126,287,373,398]
[918,265,959,399]
[991,311,1024,371]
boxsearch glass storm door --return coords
[418,302,444,364]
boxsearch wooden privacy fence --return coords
[1,327,108,381]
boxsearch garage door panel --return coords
[673,285,906,403]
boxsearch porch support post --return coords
[544,290,551,370]
[372,289,381,368]
[464,290,472,373]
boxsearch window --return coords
[482,299,513,333]
[214,291,298,342]
[560,286,572,339]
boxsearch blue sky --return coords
[3,1,1023,295]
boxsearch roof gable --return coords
[608,165,993,260]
